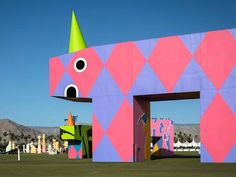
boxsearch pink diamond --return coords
[106,42,146,95]
[67,48,103,97]
[68,146,77,159]
[148,36,192,92]
[194,30,236,89]
[92,114,104,153]
[201,94,236,162]
[106,100,133,161]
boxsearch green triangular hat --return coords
[68,11,87,53]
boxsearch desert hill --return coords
[0,119,39,144]
[174,124,200,142]
[0,119,59,145]
[0,119,200,145]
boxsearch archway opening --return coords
[133,91,200,162]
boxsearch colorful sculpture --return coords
[151,118,174,157]
[42,134,46,153]
[5,141,12,153]
[52,139,59,152]
[30,142,37,154]
[60,112,92,159]
[37,135,42,154]
[49,11,236,162]
[69,11,87,53]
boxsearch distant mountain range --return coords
[0,119,59,144]
[28,126,59,137]
[174,124,200,141]
[0,119,39,144]
[0,119,200,144]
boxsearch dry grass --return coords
[0,152,235,177]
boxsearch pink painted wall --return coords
[133,97,150,161]
[151,119,174,156]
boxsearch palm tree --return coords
[3,132,8,137]
[27,135,31,142]
[187,134,193,143]
[20,133,24,140]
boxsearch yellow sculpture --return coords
[42,134,46,153]
[37,135,42,154]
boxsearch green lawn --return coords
[0,152,235,177]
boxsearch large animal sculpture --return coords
[49,11,236,162]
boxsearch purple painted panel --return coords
[93,44,114,64]
[128,63,166,96]
[200,90,217,116]
[220,65,236,89]
[220,88,236,115]
[201,144,213,163]
[60,53,73,67]
[180,32,205,54]
[220,65,236,115]
[229,29,236,40]
[173,59,201,92]
[135,38,158,59]
[89,68,122,97]
[53,73,74,96]
[224,144,236,162]
[93,135,121,162]
[92,95,124,131]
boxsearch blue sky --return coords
[0,0,236,126]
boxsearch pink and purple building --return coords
[49,28,236,162]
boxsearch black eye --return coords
[74,57,87,72]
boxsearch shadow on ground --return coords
[151,153,200,160]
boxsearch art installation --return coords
[60,112,92,159]
[26,143,30,153]
[42,134,46,153]
[5,141,18,154]
[30,142,37,154]
[49,11,236,162]
[151,118,174,157]
[52,139,60,152]
[47,144,57,155]
[37,135,42,154]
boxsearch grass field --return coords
[0,152,235,177]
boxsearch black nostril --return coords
[66,86,77,98]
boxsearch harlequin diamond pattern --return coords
[68,145,77,159]
[194,30,236,89]
[92,114,104,153]
[107,99,133,162]
[201,94,236,162]
[180,32,205,54]
[53,73,75,96]
[50,28,236,163]
[93,44,114,64]
[148,36,192,92]
[67,48,103,97]
[220,65,236,115]
[106,42,146,95]
[135,38,158,59]
[49,57,65,96]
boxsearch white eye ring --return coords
[74,57,87,72]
